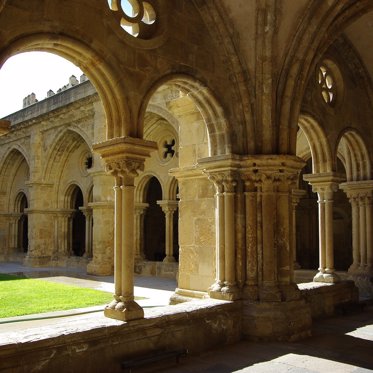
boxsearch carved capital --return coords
[205,171,238,194]
[105,158,145,179]
[93,136,157,181]
[157,200,178,215]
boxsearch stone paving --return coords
[0,262,372,372]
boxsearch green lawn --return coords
[0,273,114,318]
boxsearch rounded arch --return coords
[0,33,132,138]
[165,177,178,201]
[135,172,164,203]
[278,1,373,153]
[297,114,333,174]
[14,191,28,213]
[63,181,86,209]
[139,74,232,157]
[337,129,371,181]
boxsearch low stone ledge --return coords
[299,280,359,319]
[0,299,241,373]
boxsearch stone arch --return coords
[337,129,371,181]
[0,147,30,210]
[14,191,28,253]
[165,177,178,201]
[65,183,86,257]
[135,172,164,203]
[63,181,86,209]
[43,128,90,186]
[279,1,373,154]
[139,74,232,157]
[146,104,180,135]
[142,175,165,261]
[297,114,333,174]
[0,33,131,139]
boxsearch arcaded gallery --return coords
[0,1,372,372]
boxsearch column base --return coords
[170,287,208,304]
[163,255,176,263]
[209,283,241,301]
[104,299,144,321]
[313,271,340,283]
[242,299,312,341]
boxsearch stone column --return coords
[239,156,311,340]
[204,169,240,301]
[304,173,344,283]
[366,194,372,273]
[80,208,93,258]
[157,200,178,263]
[291,189,306,273]
[340,181,373,275]
[243,179,258,300]
[93,136,157,322]
[134,203,148,260]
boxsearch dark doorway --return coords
[71,187,85,257]
[144,177,165,261]
[17,193,28,252]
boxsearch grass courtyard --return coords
[0,273,114,318]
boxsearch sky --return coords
[0,52,83,118]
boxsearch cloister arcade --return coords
[0,1,373,370]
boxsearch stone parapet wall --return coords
[299,281,359,319]
[0,300,241,373]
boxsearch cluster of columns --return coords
[200,155,305,303]
[300,174,373,283]
[340,181,373,275]
[134,200,178,262]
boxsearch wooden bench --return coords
[121,348,188,372]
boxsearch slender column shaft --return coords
[224,190,236,286]
[350,197,360,271]
[134,208,142,259]
[359,196,367,268]
[163,209,176,262]
[216,188,225,287]
[113,180,122,298]
[317,192,326,273]
[325,192,335,273]
[366,196,372,270]
[121,181,135,301]
[245,189,257,286]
